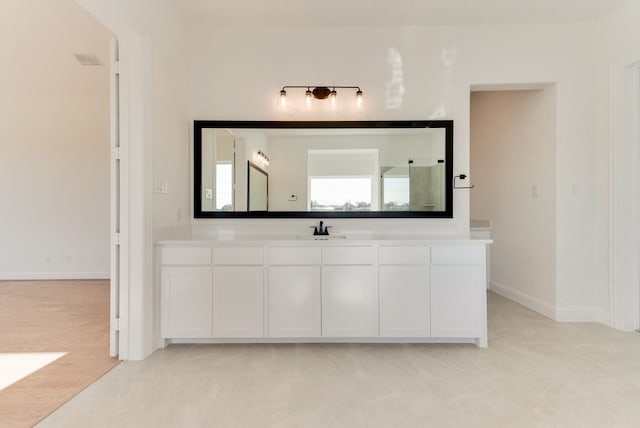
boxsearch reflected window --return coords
[308,149,378,211]
[309,177,372,211]
[215,163,233,211]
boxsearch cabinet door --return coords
[379,266,430,337]
[430,265,484,338]
[321,266,376,337]
[268,266,321,337]
[213,266,264,337]
[161,266,212,338]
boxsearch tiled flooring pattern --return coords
[0,280,118,427]
[39,292,640,428]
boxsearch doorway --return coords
[470,86,557,318]
[0,0,118,424]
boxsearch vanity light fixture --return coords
[279,85,363,106]
[257,150,270,167]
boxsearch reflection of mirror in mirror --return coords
[194,121,453,218]
[248,162,268,211]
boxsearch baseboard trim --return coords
[555,307,605,323]
[490,281,606,323]
[0,272,110,280]
[490,280,556,320]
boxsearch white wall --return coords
[595,0,640,328]
[471,89,557,317]
[149,10,190,241]
[187,23,600,314]
[0,0,111,279]
[0,97,110,279]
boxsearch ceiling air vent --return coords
[74,53,102,66]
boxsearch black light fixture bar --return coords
[280,85,363,101]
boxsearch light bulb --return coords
[305,88,313,106]
[280,90,287,107]
[329,89,337,107]
[356,89,363,108]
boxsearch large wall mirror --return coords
[194,120,453,218]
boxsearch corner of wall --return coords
[490,280,556,320]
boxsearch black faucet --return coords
[313,221,330,236]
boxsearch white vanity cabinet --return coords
[160,247,213,338]
[158,238,490,347]
[430,246,487,346]
[321,246,377,337]
[268,247,321,337]
[212,247,264,338]
[378,246,430,337]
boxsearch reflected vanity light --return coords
[279,85,363,108]
[255,150,270,167]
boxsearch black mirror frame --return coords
[194,120,453,219]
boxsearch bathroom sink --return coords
[296,234,347,240]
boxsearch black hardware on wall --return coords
[454,174,475,189]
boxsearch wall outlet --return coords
[154,179,168,194]
[205,188,213,199]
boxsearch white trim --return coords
[115,34,132,360]
[609,62,640,332]
[555,307,605,323]
[491,280,605,323]
[123,34,154,361]
[109,37,120,359]
[489,280,556,320]
[608,63,619,329]
[0,272,110,280]
[168,337,479,345]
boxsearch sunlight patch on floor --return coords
[0,352,66,390]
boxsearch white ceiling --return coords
[176,0,627,27]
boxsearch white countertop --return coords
[157,234,493,245]
[470,219,492,231]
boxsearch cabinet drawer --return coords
[322,246,375,265]
[161,247,211,266]
[379,246,429,265]
[269,246,321,265]
[213,247,264,265]
[431,246,484,265]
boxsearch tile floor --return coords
[38,293,640,428]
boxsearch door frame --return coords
[609,61,640,331]
[109,32,154,360]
